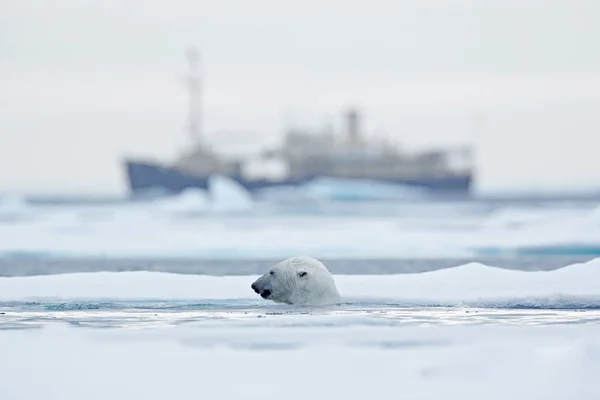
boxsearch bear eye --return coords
[269,270,275,275]
[298,271,307,277]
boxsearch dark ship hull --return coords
[124,159,473,197]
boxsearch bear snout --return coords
[251,283,261,294]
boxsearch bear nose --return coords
[251,283,260,294]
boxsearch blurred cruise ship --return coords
[122,49,474,197]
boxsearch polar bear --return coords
[251,256,342,306]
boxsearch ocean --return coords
[1,180,600,399]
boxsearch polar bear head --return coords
[251,256,342,306]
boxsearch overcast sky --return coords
[1,0,599,195]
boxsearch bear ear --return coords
[297,270,307,277]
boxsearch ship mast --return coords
[184,47,203,146]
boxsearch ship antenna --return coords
[184,47,202,145]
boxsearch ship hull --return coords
[124,159,473,197]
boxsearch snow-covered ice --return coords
[1,186,600,399]
[1,258,600,399]
[0,188,599,259]
[1,322,599,399]
[2,257,600,307]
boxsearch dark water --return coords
[0,254,596,277]
[3,300,600,331]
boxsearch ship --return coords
[122,49,474,198]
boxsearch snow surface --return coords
[1,323,599,399]
[2,258,600,308]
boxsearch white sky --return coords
[1,0,600,195]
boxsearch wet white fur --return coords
[251,256,342,306]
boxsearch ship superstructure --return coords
[122,49,474,197]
